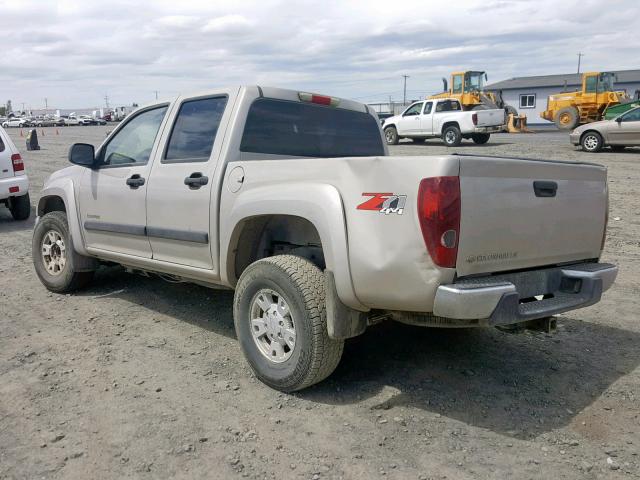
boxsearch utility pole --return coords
[104,94,110,109]
[44,98,48,110]
[153,90,159,100]
[402,75,410,105]
[577,53,584,74]
[21,102,25,112]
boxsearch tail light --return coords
[417,176,461,268]
[11,153,24,173]
[472,113,478,125]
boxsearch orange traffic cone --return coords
[56,129,59,135]
[20,130,23,137]
[41,129,45,136]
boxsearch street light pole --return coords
[577,53,584,74]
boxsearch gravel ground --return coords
[1,126,639,479]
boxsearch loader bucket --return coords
[506,113,533,133]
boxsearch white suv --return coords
[0,126,30,220]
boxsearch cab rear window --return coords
[240,98,384,158]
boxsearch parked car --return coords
[0,126,30,219]
[78,115,95,126]
[94,118,107,126]
[61,116,80,126]
[35,118,61,127]
[2,118,30,128]
[32,85,616,391]
[382,98,506,146]
[570,106,640,152]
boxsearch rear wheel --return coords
[555,107,580,130]
[8,193,31,220]
[581,131,603,153]
[442,125,462,147]
[233,255,344,392]
[471,133,490,144]
[32,211,94,292]
[384,126,399,145]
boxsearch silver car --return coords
[570,106,640,152]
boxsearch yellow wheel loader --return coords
[540,71,638,130]
[429,71,530,132]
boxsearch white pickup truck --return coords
[382,98,505,146]
[32,86,616,391]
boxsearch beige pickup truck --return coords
[32,86,617,391]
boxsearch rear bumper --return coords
[433,262,617,325]
[473,126,503,133]
[569,132,581,145]
[0,175,29,200]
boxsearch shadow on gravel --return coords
[75,266,236,338]
[300,319,640,439]
[0,209,36,233]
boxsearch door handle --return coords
[533,180,557,197]
[126,174,145,189]
[184,172,209,189]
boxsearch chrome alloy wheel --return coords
[385,129,395,143]
[41,230,66,276]
[250,289,296,363]
[445,130,457,144]
[583,134,599,151]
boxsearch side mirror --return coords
[616,117,623,123]
[68,143,95,167]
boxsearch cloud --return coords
[0,0,637,109]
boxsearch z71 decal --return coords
[357,193,407,215]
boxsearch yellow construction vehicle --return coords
[429,71,530,132]
[540,71,635,130]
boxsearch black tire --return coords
[611,145,626,152]
[8,193,31,220]
[442,125,462,147]
[411,137,426,143]
[384,126,399,145]
[233,255,344,392]
[471,133,491,144]
[555,106,580,130]
[32,211,94,293]
[580,131,603,153]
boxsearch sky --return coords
[0,0,638,110]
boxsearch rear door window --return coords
[240,99,384,158]
[164,96,228,163]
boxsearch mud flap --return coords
[325,271,367,340]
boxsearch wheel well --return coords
[38,195,66,216]
[231,215,324,283]
[441,121,460,133]
[384,124,396,131]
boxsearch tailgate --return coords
[475,109,505,127]
[456,156,607,277]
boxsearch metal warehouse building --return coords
[486,69,640,124]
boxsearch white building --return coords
[486,69,640,125]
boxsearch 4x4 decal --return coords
[357,193,407,215]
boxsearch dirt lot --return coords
[1,126,639,479]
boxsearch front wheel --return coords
[442,125,462,147]
[32,211,94,293]
[384,126,399,145]
[8,193,31,220]
[233,255,344,392]
[581,131,603,153]
[471,133,490,144]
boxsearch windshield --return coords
[597,73,615,93]
[465,72,484,92]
